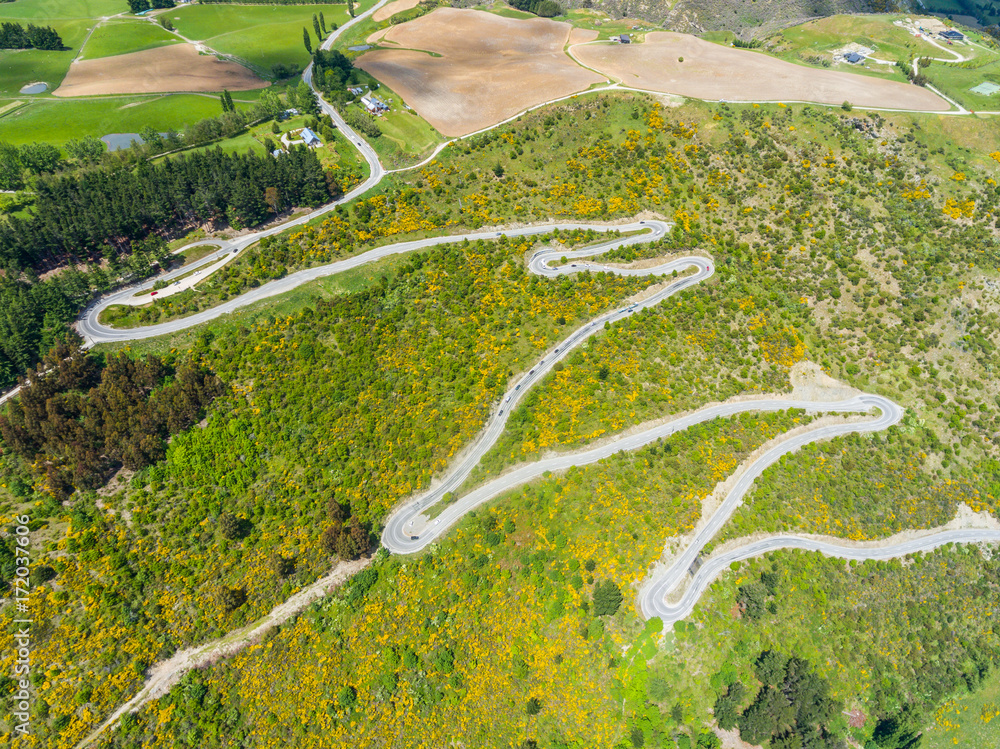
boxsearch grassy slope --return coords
[0,94,248,146]
[923,55,1000,111]
[766,13,1000,109]
[80,18,180,60]
[167,1,374,73]
[923,669,1000,748]
[0,18,89,94]
[39,93,991,749]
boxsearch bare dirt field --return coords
[356,8,605,136]
[569,27,599,45]
[373,0,420,22]
[572,32,949,111]
[55,43,267,97]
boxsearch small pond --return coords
[19,82,47,94]
[101,133,145,151]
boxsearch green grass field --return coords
[0,0,121,21]
[168,2,372,74]
[0,94,246,146]
[0,17,90,95]
[923,56,1000,111]
[81,18,180,60]
[560,7,658,40]
[355,85,443,168]
[923,670,1000,748]
[762,14,940,84]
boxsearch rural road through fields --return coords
[72,0,391,346]
[78,220,677,343]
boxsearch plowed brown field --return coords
[55,44,267,97]
[372,0,420,22]
[356,8,604,136]
[572,32,948,111]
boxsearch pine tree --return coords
[592,580,623,616]
[347,0,355,18]
[319,12,327,33]
[220,89,234,113]
[303,27,312,54]
[313,14,322,40]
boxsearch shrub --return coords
[218,512,243,540]
[219,586,247,612]
[536,0,561,16]
[592,579,623,616]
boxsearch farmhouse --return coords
[348,86,365,96]
[844,51,864,64]
[301,128,322,147]
[939,29,965,41]
[361,92,390,113]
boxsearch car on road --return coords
[409,535,419,541]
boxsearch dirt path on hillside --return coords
[75,555,372,749]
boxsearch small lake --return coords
[348,45,371,51]
[101,133,146,151]
[19,82,47,94]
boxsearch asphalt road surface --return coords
[382,394,898,556]
[79,221,680,343]
[381,239,718,556]
[646,529,1000,626]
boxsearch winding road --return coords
[54,5,1000,746]
[65,0,1000,624]
[79,221,678,343]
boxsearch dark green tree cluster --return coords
[312,48,372,106]
[0,342,224,496]
[0,141,61,190]
[592,579,623,616]
[736,565,781,619]
[343,108,382,138]
[0,21,64,49]
[507,0,562,17]
[713,680,746,731]
[0,145,331,274]
[734,651,844,749]
[287,79,321,116]
[126,0,174,13]
[321,498,369,560]
[220,89,235,113]
[0,275,84,388]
